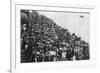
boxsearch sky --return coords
[37,11,90,43]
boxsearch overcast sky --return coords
[37,11,90,43]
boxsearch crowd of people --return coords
[21,10,90,63]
